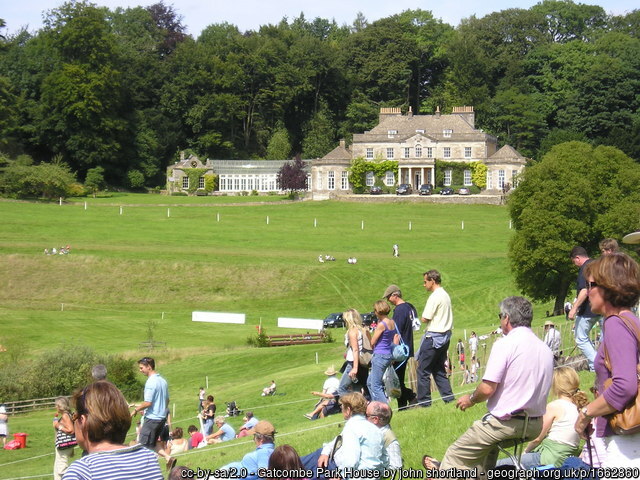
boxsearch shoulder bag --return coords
[392,322,410,364]
[359,329,373,368]
[603,312,640,435]
[55,414,77,450]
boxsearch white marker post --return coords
[509,220,512,229]
[217,212,220,222]
[59,197,62,206]
[409,221,412,231]
[61,303,64,311]
[167,208,170,218]
[361,220,364,230]
[266,216,270,225]
[84,202,87,210]
[315,352,319,364]
[314,218,317,228]
[462,221,465,230]
[206,376,209,389]
[119,206,123,215]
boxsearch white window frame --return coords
[444,169,452,186]
[427,147,433,158]
[443,147,451,158]
[366,148,374,159]
[463,170,472,186]
[328,171,335,190]
[341,171,349,190]
[403,147,410,159]
[386,147,394,159]
[498,169,505,189]
[385,171,394,186]
[464,147,472,158]
[443,129,452,138]
[199,177,205,189]
[365,172,374,187]
[487,171,493,190]
[415,145,422,158]
[182,176,189,189]
[387,129,397,138]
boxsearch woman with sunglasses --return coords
[574,252,640,474]
[63,381,163,479]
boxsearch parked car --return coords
[419,184,433,195]
[323,313,344,328]
[369,186,382,195]
[458,187,471,195]
[361,312,376,326]
[396,183,413,195]
[439,187,454,195]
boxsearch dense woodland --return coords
[0,0,639,188]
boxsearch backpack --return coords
[359,330,373,367]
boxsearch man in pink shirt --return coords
[438,296,554,473]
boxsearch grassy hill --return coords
[0,197,572,477]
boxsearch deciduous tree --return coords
[508,141,640,313]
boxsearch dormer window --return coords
[443,129,452,137]
[416,129,425,134]
[388,130,397,138]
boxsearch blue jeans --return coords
[367,353,392,403]
[496,452,542,469]
[204,418,214,436]
[575,315,601,371]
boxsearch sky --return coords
[2,0,638,37]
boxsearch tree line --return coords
[0,0,638,190]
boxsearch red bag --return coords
[3,440,21,450]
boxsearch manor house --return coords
[166,106,526,197]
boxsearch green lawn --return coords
[0,198,572,478]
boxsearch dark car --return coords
[361,312,376,326]
[458,187,471,195]
[419,184,433,195]
[396,183,413,195]
[323,313,344,328]
[440,187,454,195]
[369,186,382,195]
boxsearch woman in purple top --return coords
[575,252,640,473]
[367,300,399,403]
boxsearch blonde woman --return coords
[53,396,75,480]
[337,309,371,397]
[497,366,588,468]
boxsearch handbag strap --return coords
[603,312,640,373]
[394,322,406,346]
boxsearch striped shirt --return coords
[62,444,163,480]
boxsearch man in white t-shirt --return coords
[417,269,455,407]
[468,331,478,358]
[304,366,341,420]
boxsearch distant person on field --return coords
[423,296,553,474]
[543,320,562,359]
[568,246,601,371]
[198,387,205,412]
[0,405,7,447]
[91,364,107,381]
[304,366,340,420]
[187,425,203,449]
[262,380,276,396]
[237,411,259,438]
[392,244,399,257]
[207,416,235,443]
[468,331,478,358]
[599,238,619,255]
[53,396,75,480]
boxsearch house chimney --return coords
[339,139,346,149]
[408,106,413,118]
[379,107,402,124]
[435,106,441,118]
[452,106,475,128]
